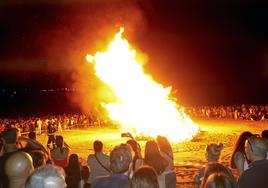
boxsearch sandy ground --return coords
[37,119,268,187]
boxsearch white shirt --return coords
[87,152,110,183]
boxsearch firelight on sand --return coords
[86,28,199,142]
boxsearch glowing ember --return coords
[86,28,199,142]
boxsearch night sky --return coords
[0,0,267,115]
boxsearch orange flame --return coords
[86,28,199,142]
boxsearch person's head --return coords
[144,140,167,175]
[2,128,18,144]
[201,162,235,187]
[261,130,268,143]
[131,166,159,188]
[230,131,254,168]
[246,136,268,162]
[202,173,236,188]
[145,141,160,160]
[156,136,173,156]
[234,132,254,152]
[68,154,79,168]
[5,151,34,188]
[80,166,90,181]
[110,143,132,174]
[25,165,66,188]
[55,136,63,148]
[127,139,141,154]
[93,140,103,153]
[206,143,223,162]
[28,132,36,140]
[30,150,47,169]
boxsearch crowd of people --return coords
[186,104,268,121]
[0,114,111,134]
[1,125,268,188]
[0,104,267,136]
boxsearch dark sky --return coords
[0,0,267,108]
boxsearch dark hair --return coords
[55,135,64,154]
[65,154,81,188]
[230,131,253,168]
[3,128,18,144]
[127,139,142,171]
[261,130,268,139]
[202,173,236,188]
[67,154,80,171]
[30,150,46,168]
[80,166,90,181]
[201,163,236,188]
[131,166,159,188]
[144,140,168,175]
[28,132,36,140]
[93,140,103,153]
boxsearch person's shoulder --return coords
[101,153,109,159]
[238,170,252,187]
[88,154,95,159]
[63,147,70,152]
[87,154,96,162]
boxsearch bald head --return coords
[5,151,33,185]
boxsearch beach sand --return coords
[37,119,268,187]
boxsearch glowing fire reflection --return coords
[86,28,199,142]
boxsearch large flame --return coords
[86,28,199,142]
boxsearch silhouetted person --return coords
[88,140,110,185]
[51,135,70,168]
[0,128,20,188]
[29,150,47,169]
[91,143,132,188]
[238,136,268,188]
[65,154,81,188]
[230,132,254,176]
[47,122,56,149]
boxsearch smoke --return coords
[67,1,150,115]
[0,0,153,113]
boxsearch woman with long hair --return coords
[64,154,81,188]
[230,131,254,176]
[156,136,176,188]
[127,139,143,171]
[51,135,70,168]
[144,140,168,188]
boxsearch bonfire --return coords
[86,28,199,142]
